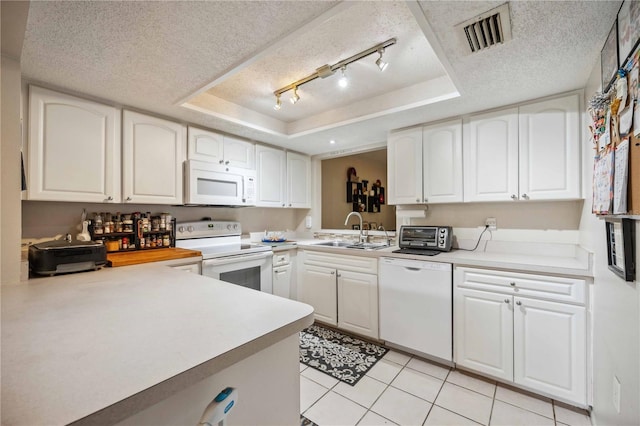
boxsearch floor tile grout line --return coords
[487,379,498,426]
[495,397,557,421]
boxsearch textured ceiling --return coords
[191,1,448,125]
[19,1,621,156]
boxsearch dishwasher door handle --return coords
[405,267,422,271]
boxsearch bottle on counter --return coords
[93,212,103,235]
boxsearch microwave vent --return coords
[456,3,512,54]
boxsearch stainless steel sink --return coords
[313,241,353,248]
[313,241,389,250]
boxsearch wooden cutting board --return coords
[107,248,202,267]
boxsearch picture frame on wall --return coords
[617,0,640,67]
[605,217,635,281]
[602,21,619,91]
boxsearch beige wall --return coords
[321,149,395,230]
[410,200,584,230]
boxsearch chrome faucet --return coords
[378,225,391,246]
[344,211,367,243]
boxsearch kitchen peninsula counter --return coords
[1,265,314,425]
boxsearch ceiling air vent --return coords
[456,3,512,54]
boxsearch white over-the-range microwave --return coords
[184,160,256,206]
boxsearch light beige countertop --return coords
[1,265,314,426]
[296,240,592,278]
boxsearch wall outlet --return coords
[485,217,497,230]
[613,375,621,413]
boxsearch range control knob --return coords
[227,224,232,230]
[187,226,194,232]
[233,224,239,230]
[178,226,185,233]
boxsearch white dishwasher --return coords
[379,257,453,362]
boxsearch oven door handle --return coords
[203,251,272,266]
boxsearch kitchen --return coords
[1,1,639,426]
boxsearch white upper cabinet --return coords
[256,145,286,207]
[518,94,580,200]
[123,110,186,204]
[463,108,519,202]
[423,119,463,203]
[187,127,255,169]
[387,127,423,204]
[187,126,224,164]
[464,94,581,202]
[28,86,121,203]
[387,121,463,205]
[255,146,310,208]
[286,152,311,208]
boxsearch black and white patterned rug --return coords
[299,324,388,386]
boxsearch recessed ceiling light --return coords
[330,140,336,144]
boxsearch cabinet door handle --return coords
[522,194,529,200]
[289,203,292,207]
[282,203,285,207]
[125,196,132,202]
[225,160,230,165]
[106,196,113,201]
[337,273,341,277]
[504,299,510,304]
[510,282,516,286]
[510,194,517,200]
[330,271,335,275]
[219,160,224,164]
[516,301,522,306]
[423,198,428,203]
[416,198,420,202]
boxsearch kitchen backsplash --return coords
[21,201,309,240]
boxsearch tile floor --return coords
[300,350,591,426]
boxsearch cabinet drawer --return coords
[302,250,377,274]
[273,251,290,267]
[455,267,585,305]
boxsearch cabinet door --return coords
[223,136,255,169]
[423,119,463,203]
[455,288,513,381]
[122,111,186,204]
[299,264,337,326]
[387,127,423,204]
[337,270,378,339]
[187,126,224,163]
[463,108,519,202]
[514,297,586,405]
[255,145,286,207]
[518,94,580,200]
[286,152,311,208]
[28,86,121,203]
[273,264,292,299]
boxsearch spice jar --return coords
[122,237,129,250]
[93,213,103,235]
[163,235,170,247]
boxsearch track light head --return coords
[290,87,300,104]
[273,94,281,111]
[338,66,348,88]
[376,48,388,71]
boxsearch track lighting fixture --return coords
[338,66,348,88]
[290,87,300,104]
[272,38,396,110]
[375,49,388,71]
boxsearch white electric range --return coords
[175,220,273,293]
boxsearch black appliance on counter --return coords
[392,225,453,256]
[29,236,107,276]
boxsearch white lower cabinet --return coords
[298,250,378,339]
[454,267,587,405]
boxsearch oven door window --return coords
[219,265,261,291]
